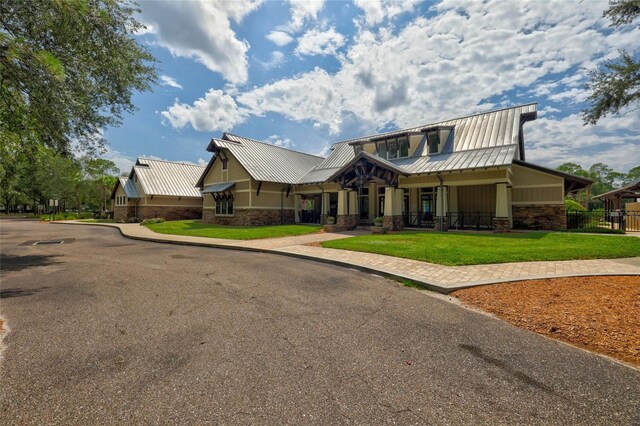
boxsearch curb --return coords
[53,221,455,293]
[51,221,640,294]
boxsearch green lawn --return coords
[144,220,322,240]
[321,231,640,266]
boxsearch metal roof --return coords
[297,104,537,183]
[205,133,325,184]
[110,176,141,200]
[131,158,205,197]
[202,182,235,193]
[396,144,517,174]
[340,103,537,150]
[119,177,140,198]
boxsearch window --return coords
[425,127,454,155]
[376,135,410,160]
[215,198,233,215]
[427,132,439,154]
[116,195,126,206]
[377,141,387,159]
[387,139,398,159]
[398,136,409,158]
[221,158,228,170]
[133,174,138,183]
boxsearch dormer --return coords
[421,126,454,155]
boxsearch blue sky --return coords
[102,0,639,174]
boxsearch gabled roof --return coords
[593,179,640,201]
[130,158,205,198]
[298,103,538,184]
[110,176,140,200]
[198,133,324,186]
[324,151,408,182]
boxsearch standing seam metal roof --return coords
[131,158,205,197]
[297,104,536,184]
[209,133,325,184]
[118,177,140,198]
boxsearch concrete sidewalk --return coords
[57,221,640,293]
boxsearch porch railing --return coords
[448,211,495,230]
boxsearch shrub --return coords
[565,199,586,212]
[326,216,336,224]
[141,218,165,225]
[127,216,141,223]
[78,212,94,219]
[374,216,384,226]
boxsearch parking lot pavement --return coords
[1,219,639,425]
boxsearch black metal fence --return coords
[566,210,640,232]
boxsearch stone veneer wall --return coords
[493,217,511,233]
[137,206,202,221]
[114,205,137,222]
[512,204,566,230]
[383,215,404,231]
[336,214,358,230]
[202,208,294,226]
[434,216,449,232]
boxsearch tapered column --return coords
[383,187,404,230]
[494,183,511,232]
[435,185,448,231]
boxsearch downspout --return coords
[437,173,445,232]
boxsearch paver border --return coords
[51,221,640,294]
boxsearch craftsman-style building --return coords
[111,158,205,222]
[197,103,591,231]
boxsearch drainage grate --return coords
[33,240,64,246]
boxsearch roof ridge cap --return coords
[223,133,325,159]
[333,103,538,146]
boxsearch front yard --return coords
[143,220,322,240]
[321,231,640,266]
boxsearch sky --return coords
[102,0,640,175]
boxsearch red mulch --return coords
[452,276,640,366]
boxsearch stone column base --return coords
[493,217,511,233]
[434,216,449,231]
[336,214,358,230]
[383,215,404,231]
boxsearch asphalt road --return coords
[1,218,638,425]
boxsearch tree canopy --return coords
[582,0,640,124]
[0,0,157,157]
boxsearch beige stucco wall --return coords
[202,151,251,186]
[510,164,564,204]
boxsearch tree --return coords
[625,165,640,184]
[0,0,157,155]
[82,157,119,212]
[582,0,640,124]
[556,162,590,177]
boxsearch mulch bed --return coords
[452,276,640,366]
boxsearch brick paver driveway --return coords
[1,219,639,424]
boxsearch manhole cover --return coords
[33,240,65,246]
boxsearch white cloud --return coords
[236,67,343,134]
[266,30,294,46]
[234,0,624,135]
[295,27,346,56]
[256,51,286,70]
[159,75,183,90]
[197,158,207,166]
[288,0,325,32]
[161,90,246,132]
[354,0,422,26]
[266,134,294,148]
[139,0,262,83]
[526,111,640,171]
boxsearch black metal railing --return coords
[567,210,640,232]
[448,211,495,230]
[405,212,435,228]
